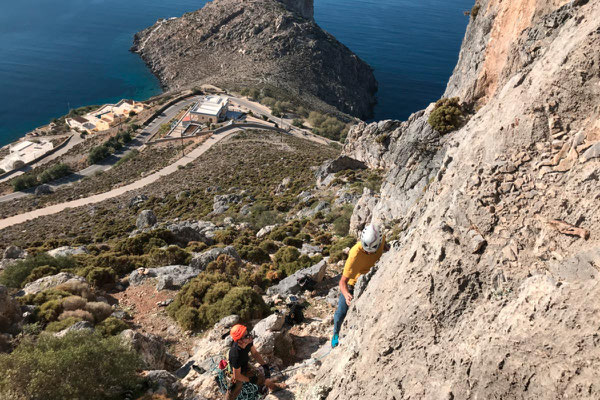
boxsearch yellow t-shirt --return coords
[342,237,385,286]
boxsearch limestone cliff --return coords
[132,0,377,119]
[313,0,600,398]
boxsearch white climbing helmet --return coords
[361,224,382,253]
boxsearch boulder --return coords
[164,220,217,245]
[300,243,322,256]
[121,329,167,369]
[3,245,26,260]
[257,224,278,238]
[129,265,200,290]
[129,194,148,208]
[54,321,94,338]
[0,285,22,333]
[212,194,242,215]
[266,260,327,296]
[240,204,251,216]
[34,184,53,196]
[315,156,367,187]
[349,188,379,236]
[143,370,182,398]
[334,189,360,206]
[21,272,87,296]
[47,246,88,258]
[296,201,330,219]
[190,246,242,270]
[252,313,285,338]
[208,314,240,341]
[137,210,157,230]
[326,286,341,307]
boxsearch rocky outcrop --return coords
[266,260,327,296]
[315,156,367,187]
[21,272,87,296]
[313,1,600,399]
[120,329,168,370]
[47,246,88,258]
[132,0,377,119]
[189,246,242,270]
[136,210,157,230]
[129,265,199,290]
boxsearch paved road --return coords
[0,97,200,204]
[0,95,336,229]
[0,126,241,230]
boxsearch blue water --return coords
[0,0,472,146]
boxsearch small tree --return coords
[427,97,464,134]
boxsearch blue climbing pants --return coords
[333,286,354,336]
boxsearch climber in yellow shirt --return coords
[332,224,388,347]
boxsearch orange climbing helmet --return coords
[230,324,247,342]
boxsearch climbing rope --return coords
[206,356,265,400]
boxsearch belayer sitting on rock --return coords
[332,224,389,348]
[225,324,286,400]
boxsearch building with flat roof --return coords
[0,140,54,172]
[189,96,228,124]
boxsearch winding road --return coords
[0,94,335,230]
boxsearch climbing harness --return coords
[206,355,265,400]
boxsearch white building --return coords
[189,96,229,124]
[0,140,54,172]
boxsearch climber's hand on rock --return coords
[345,293,353,306]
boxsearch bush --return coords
[39,300,63,322]
[428,97,464,134]
[213,229,237,245]
[0,332,142,400]
[22,265,58,285]
[38,163,72,184]
[59,310,94,323]
[62,295,87,311]
[470,4,481,19]
[147,246,190,267]
[83,267,116,287]
[282,237,304,248]
[88,145,111,164]
[259,240,279,254]
[0,253,77,288]
[96,317,128,337]
[20,289,72,307]
[45,317,82,333]
[84,302,113,323]
[116,230,176,255]
[11,174,38,191]
[238,245,270,264]
[273,246,300,264]
[168,271,269,331]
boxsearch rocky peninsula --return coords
[132,0,377,119]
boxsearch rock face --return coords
[132,0,377,119]
[136,210,157,230]
[313,1,600,399]
[267,260,327,296]
[21,272,87,296]
[189,246,242,270]
[129,265,200,290]
[120,329,167,370]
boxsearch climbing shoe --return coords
[331,334,339,348]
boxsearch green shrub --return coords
[0,253,77,288]
[282,237,304,248]
[46,317,82,333]
[273,246,300,264]
[238,245,270,264]
[427,97,464,134]
[96,317,128,337]
[206,255,240,276]
[148,246,191,267]
[88,145,111,164]
[214,229,237,245]
[38,163,72,184]
[39,300,63,322]
[168,270,269,331]
[11,174,38,191]
[22,265,58,285]
[62,295,87,311]
[116,230,176,255]
[0,332,141,400]
[259,240,279,254]
[82,267,116,287]
[20,289,72,307]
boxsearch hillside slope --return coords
[132,0,377,119]
[312,0,600,398]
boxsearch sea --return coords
[0,0,473,147]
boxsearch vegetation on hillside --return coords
[427,97,465,134]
